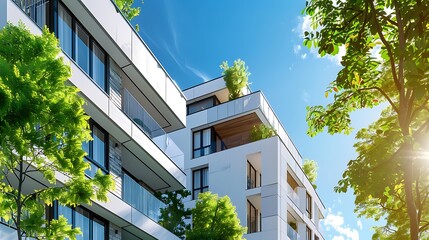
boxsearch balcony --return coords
[287,184,301,210]
[287,223,300,240]
[123,89,184,168]
[122,173,165,222]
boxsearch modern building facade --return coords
[0,0,187,239]
[170,77,325,240]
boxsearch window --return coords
[193,168,208,199]
[58,4,72,57]
[187,96,219,115]
[75,23,90,74]
[306,192,312,219]
[57,3,109,93]
[92,42,107,91]
[193,128,213,158]
[247,200,258,233]
[15,0,50,29]
[247,161,257,189]
[56,204,107,240]
[306,226,312,240]
[83,121,108,177]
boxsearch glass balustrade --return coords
[123,89,184,169]
[122,173,165,222]
[287,223,299,240]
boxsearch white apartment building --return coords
[170,77,325,240]
[0,0,187,239]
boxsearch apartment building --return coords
[0,0,187,239]
[169,77,325,240]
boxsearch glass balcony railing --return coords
[122,173,165,222]
[287,223,299,240]
[287,184,301,209]
[123,89,184,169]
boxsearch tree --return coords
[303,159,318,189]
[303,0,429,239]
[250,123,276,142]
[220,59,250,100]
[0,23,114,239]
[113,0,143,31]
[156,190,192,239]
[186,192,246,240]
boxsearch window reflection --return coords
[75,23,90,74]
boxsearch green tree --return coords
[303,159,318,189]
[303,0,429,239]
[220,59,250,100]
[250,123,276,142]
[156,190,192,239]
[0,23,114,239]
[113,0,143,31]
[186,192,246,240]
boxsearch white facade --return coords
[170,77,325,240]
[1,0,186,239]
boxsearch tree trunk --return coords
[403,144,419,240]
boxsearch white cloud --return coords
[323,208,360,240]
[294,44,302,54]
[301,53,307,59]
[302,90,310,103]
[333,236,346,240]
[185,65,211,82]
[357,220,363,230]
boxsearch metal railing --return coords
[122,173,165,222]
[12,0,49,29]
[123,89,184,169]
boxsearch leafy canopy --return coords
[303,159,318,189]
[220,59,250,100]
[156,190,192,239]
[186,192,246,240]
[0,23,114,239]
[303,0,429,238]
[113,0,143,30]
[250,123,276,142]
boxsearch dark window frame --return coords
[192,127,226,158]
[57,2,110,93]
[53,202,108,240]
[247,161,257,189]
[84,120,109,175]
[306,192,312,219]
[187,95,220,115]
[306,226,312,240]
[247,200,258,233]
[192,167,208,200]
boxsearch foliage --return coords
[303,0,429,238]
[220,59,250,100]
[0,23,114,239]
[156,190,192,239]
[113,0,143,31]
[303,159,318,189]
[186,192,246,240]
[250,123,276,142]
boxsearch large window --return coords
[193,128,213,158]
[247,200,258,233]
[193,168,208,199]
[57,204,107,240]
[57,3,108,92]
[58,4,72,57]
[83,121,108,177]
[306,226,312,240]
[75,23,90,74]
[13,0,50,29]
[187,96,219,115]
[306,192,312,219]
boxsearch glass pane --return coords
[202,168,208,187]
[58,4,72,56]
[75,208,90,240]
[187,97,215,114]
[193,189,200,199]
[93,217,105,240]
[193,150,201,158]
[193,170,201,189]
[82,141,89,156]
[75,24,90,74]
[92,126,106,168]
[85,161,99,178]
[203,146,211,156]
[58,205,72,224]
[92,43,106,91]
[202,129,211,146]
[193,132,201,149]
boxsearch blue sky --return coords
[132,1,383,239]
